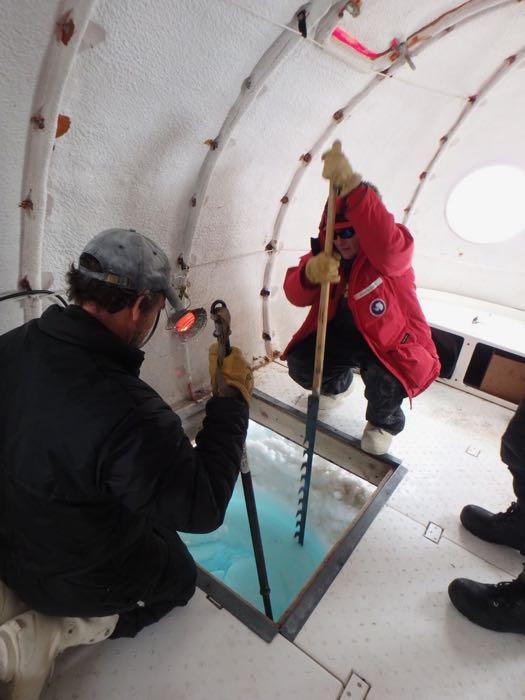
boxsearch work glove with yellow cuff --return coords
[305,252,340,285]
[321,140,362,196]
[209,344,254,405]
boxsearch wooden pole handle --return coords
[311,182,337,397]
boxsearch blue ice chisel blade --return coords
[294,394,320,546]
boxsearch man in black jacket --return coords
[0,229,252,698]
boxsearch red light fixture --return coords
[166,304,207,342]
[175,311,196,333]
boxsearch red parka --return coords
[282,184,440,399]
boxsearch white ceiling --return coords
[1,0,524,402]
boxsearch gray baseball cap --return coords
[78,228,180,309]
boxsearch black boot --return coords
[460,501,525,553]
[448,566,525,634]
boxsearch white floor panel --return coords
[42,590,342,700]
[39,364,523,699]
[374,381,521,577]
[255,363,522,576]
[295,506,525,700]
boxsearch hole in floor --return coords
[181,390,405,641]
[182,420,374,620]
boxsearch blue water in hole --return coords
[182,480,329,620]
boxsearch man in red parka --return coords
[281,142,440,455]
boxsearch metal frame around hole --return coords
[185,389,406,642]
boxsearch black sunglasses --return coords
[334,227,356,240]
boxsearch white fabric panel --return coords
[222,0,311,25]
[270,0,525,349]
[43,0,283,271]
[193,40,372,265]
[41,0,283,394]
[2,0,524,405]
[0,0,62,291]
[269,249,311,353]
[391,2,525,97]
[408,8,525,307]
[280,75,461,238]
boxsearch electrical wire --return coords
[0,290,68,307]
[0,289,162,349]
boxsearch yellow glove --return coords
[321,140,362,196]
[209,344,254,405]
[305,252,340,285]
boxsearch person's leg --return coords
[286,326,354,396]
[0,612,118,698]
[0,532,195,700]
[460,396,525,552]
[449,398,525,632]
[360,360,406,434]
[448,565,525,635]
[501,396,525,503]
[110,528,197,639]
[0,580,27,626]
[359,358,406,454]
[110,568,195,639]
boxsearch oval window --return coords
[446,165,525,243]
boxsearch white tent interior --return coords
[1,1,525,698]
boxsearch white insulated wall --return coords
[0,1,62,288]
[1,0,524,405]
[267,1,525,350]
[39,0,291,401]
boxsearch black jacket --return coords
[0,305,248,615]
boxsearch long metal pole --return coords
[239,451,273,619]
[295,180,337,546]
[210,300,273,619]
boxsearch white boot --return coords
[0,610,118,699]
[361,422,393,455]
[0,583,27,627]
[295,382,354,413]
[319,383,354,411]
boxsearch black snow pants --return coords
[110,527,197,639]
[502,395,525,504]
[286,323,407,435]
[1,527,197,640]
